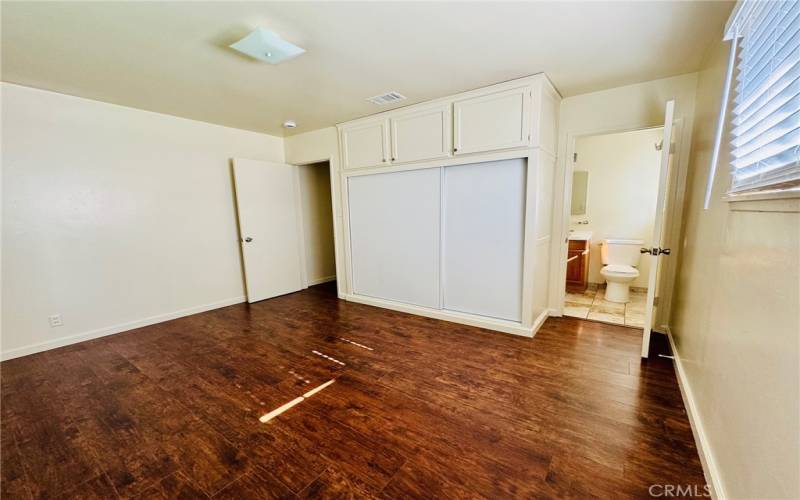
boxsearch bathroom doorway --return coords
[561,125,664,327]
[553,99,688,358]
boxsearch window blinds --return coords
[728,0,800,193]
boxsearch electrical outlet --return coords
[48,314,63,327]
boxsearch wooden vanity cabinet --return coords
[566,239,590,293]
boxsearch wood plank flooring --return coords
[1,282,706,498]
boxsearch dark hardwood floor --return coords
[1,282,706,499]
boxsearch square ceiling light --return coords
[229,28,305,64]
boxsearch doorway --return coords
[232,159,337,304]
[297,161,337,287]
[562,126,664,328]
[553,100,681,357]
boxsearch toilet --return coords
[599,239,643,303]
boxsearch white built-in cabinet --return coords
[453,86,530,155]
[340,119,390,169]
[335,74,560,337]
[339,78,554,170]
[390,103,451,164]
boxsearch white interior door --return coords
[232,158,305,303]
[641,100,675,358]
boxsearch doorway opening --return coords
[232,158,337,304]
[562,127,664,328]
[297,161,337,289]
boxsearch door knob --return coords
[244,237,253,243]
[641,247,671,255]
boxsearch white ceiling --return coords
[1,1,733,137]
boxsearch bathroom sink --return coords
[568,230,593,241]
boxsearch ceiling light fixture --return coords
[283,120,297,129]
[229,28,305,64]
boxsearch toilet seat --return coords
[601,265,639,303]
[602,264,639,276]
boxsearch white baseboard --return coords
[665,326,726,500]
[342,293,543,338]
[532,309,550,336]
[307,275,337,286]
[1,296,246,361]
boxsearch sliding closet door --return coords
[348,168,441,308]
[442,159,526,321]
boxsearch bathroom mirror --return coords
[571,171,589,216]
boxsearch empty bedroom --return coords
[1,1,798,499]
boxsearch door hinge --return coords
[573,152,578,163]
[657,141,676,154]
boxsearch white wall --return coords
[298,162,336,284]
[572,128,662,288]
[553,72,698,326]
[1,83,285,359]
[670,40,800,500]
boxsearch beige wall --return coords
[572,127,663,288]
[283,127,346,295]
[298,162,336,284]
[670,41,800,499]
[1,83,285,359]
[554,72,698,326]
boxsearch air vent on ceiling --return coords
[367,91,407,105]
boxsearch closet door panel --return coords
[348,168,440,308]
[442,159,526,321]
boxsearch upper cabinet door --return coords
[341,119,390,170]
[453,86,531,155]
[390,104,452,164]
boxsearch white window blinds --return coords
[729,0,800,193]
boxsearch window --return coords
[705,0,800,206]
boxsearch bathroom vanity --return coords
[566,231,591,292]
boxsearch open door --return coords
[641,100,675,357]
[232,158,305,303]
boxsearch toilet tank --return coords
[601,239,644,266]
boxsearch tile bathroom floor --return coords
[564,285,646,328]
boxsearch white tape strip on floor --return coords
[311,350,346,365]
[302,378,336,398]
[259,379,336,423]
[258,397,304,423]
[338,337,374,351]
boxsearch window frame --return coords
[705,0,800,207]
